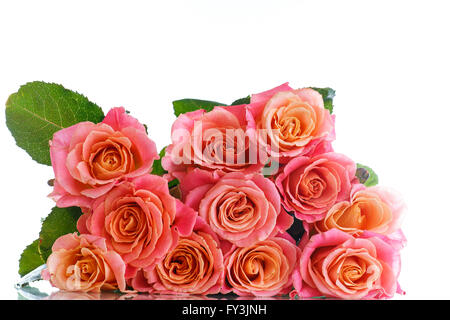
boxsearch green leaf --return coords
[5,81,105,165]
[230,95,251,105]
[356,163,379,187]
[18,240,45,277]
[151,147,168,176]
[151,147,180,189]
[310,87,335,114]
[172,98,226,117]
[17,286,49,300]
[38,206,83,262]
[168,178,180,189]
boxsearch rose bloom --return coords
[180,170,293,247]
[293,229,404,299]
[49,107,158,209]
[314,184,406,236]
[275,152,356,223]
[223,234,300,297]
[129,216,224,295]
[162,105,265,180]
[41,233,126,292]
[77,174,197,278]
[246,83,335,161]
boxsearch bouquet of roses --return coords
[6,81,406,299]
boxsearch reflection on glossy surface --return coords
[45,291,122,300]
[128,293,215,300]
[17,286,297,300]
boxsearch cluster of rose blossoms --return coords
[42,83,406,299]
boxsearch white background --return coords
[1,0,449,299]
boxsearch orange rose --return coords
[41,233,126,292]
[49,107,158,209]
[315,185,405,236]
[294,229,403,299]
[223,235,300,296]
[129,217,224,295]
[246,83,335,161]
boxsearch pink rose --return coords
[246,83,335,162]
[129,216,224,295]
[77,174,197,277]
[275,152,356,223]
[314,184,406,236]
[180,170,293,247]
[223,234,300,296]
[41,233,126,292]
[49,107,158,209]
[162,105,265,179]
[294,229,404,299]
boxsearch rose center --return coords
[171,254,192,275]
[71,255,99,283]
[80,262,93,280]
[89,138,135,181]
[299,171,326,199]
[203,135,225,163]
[338,204,366,229]
[309,178,324,194]
[94,147,122,170]
[239,251,279,287]
[201,129,249,166]
[120,211,138,234]
[342,264,364,283]
[218,191,255,227]
[270,101,316,143]
[109,204,147,243]
[277,116,302,140]
[243,256,264,281]
[103,150,120,169]
[159,239,211,285]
